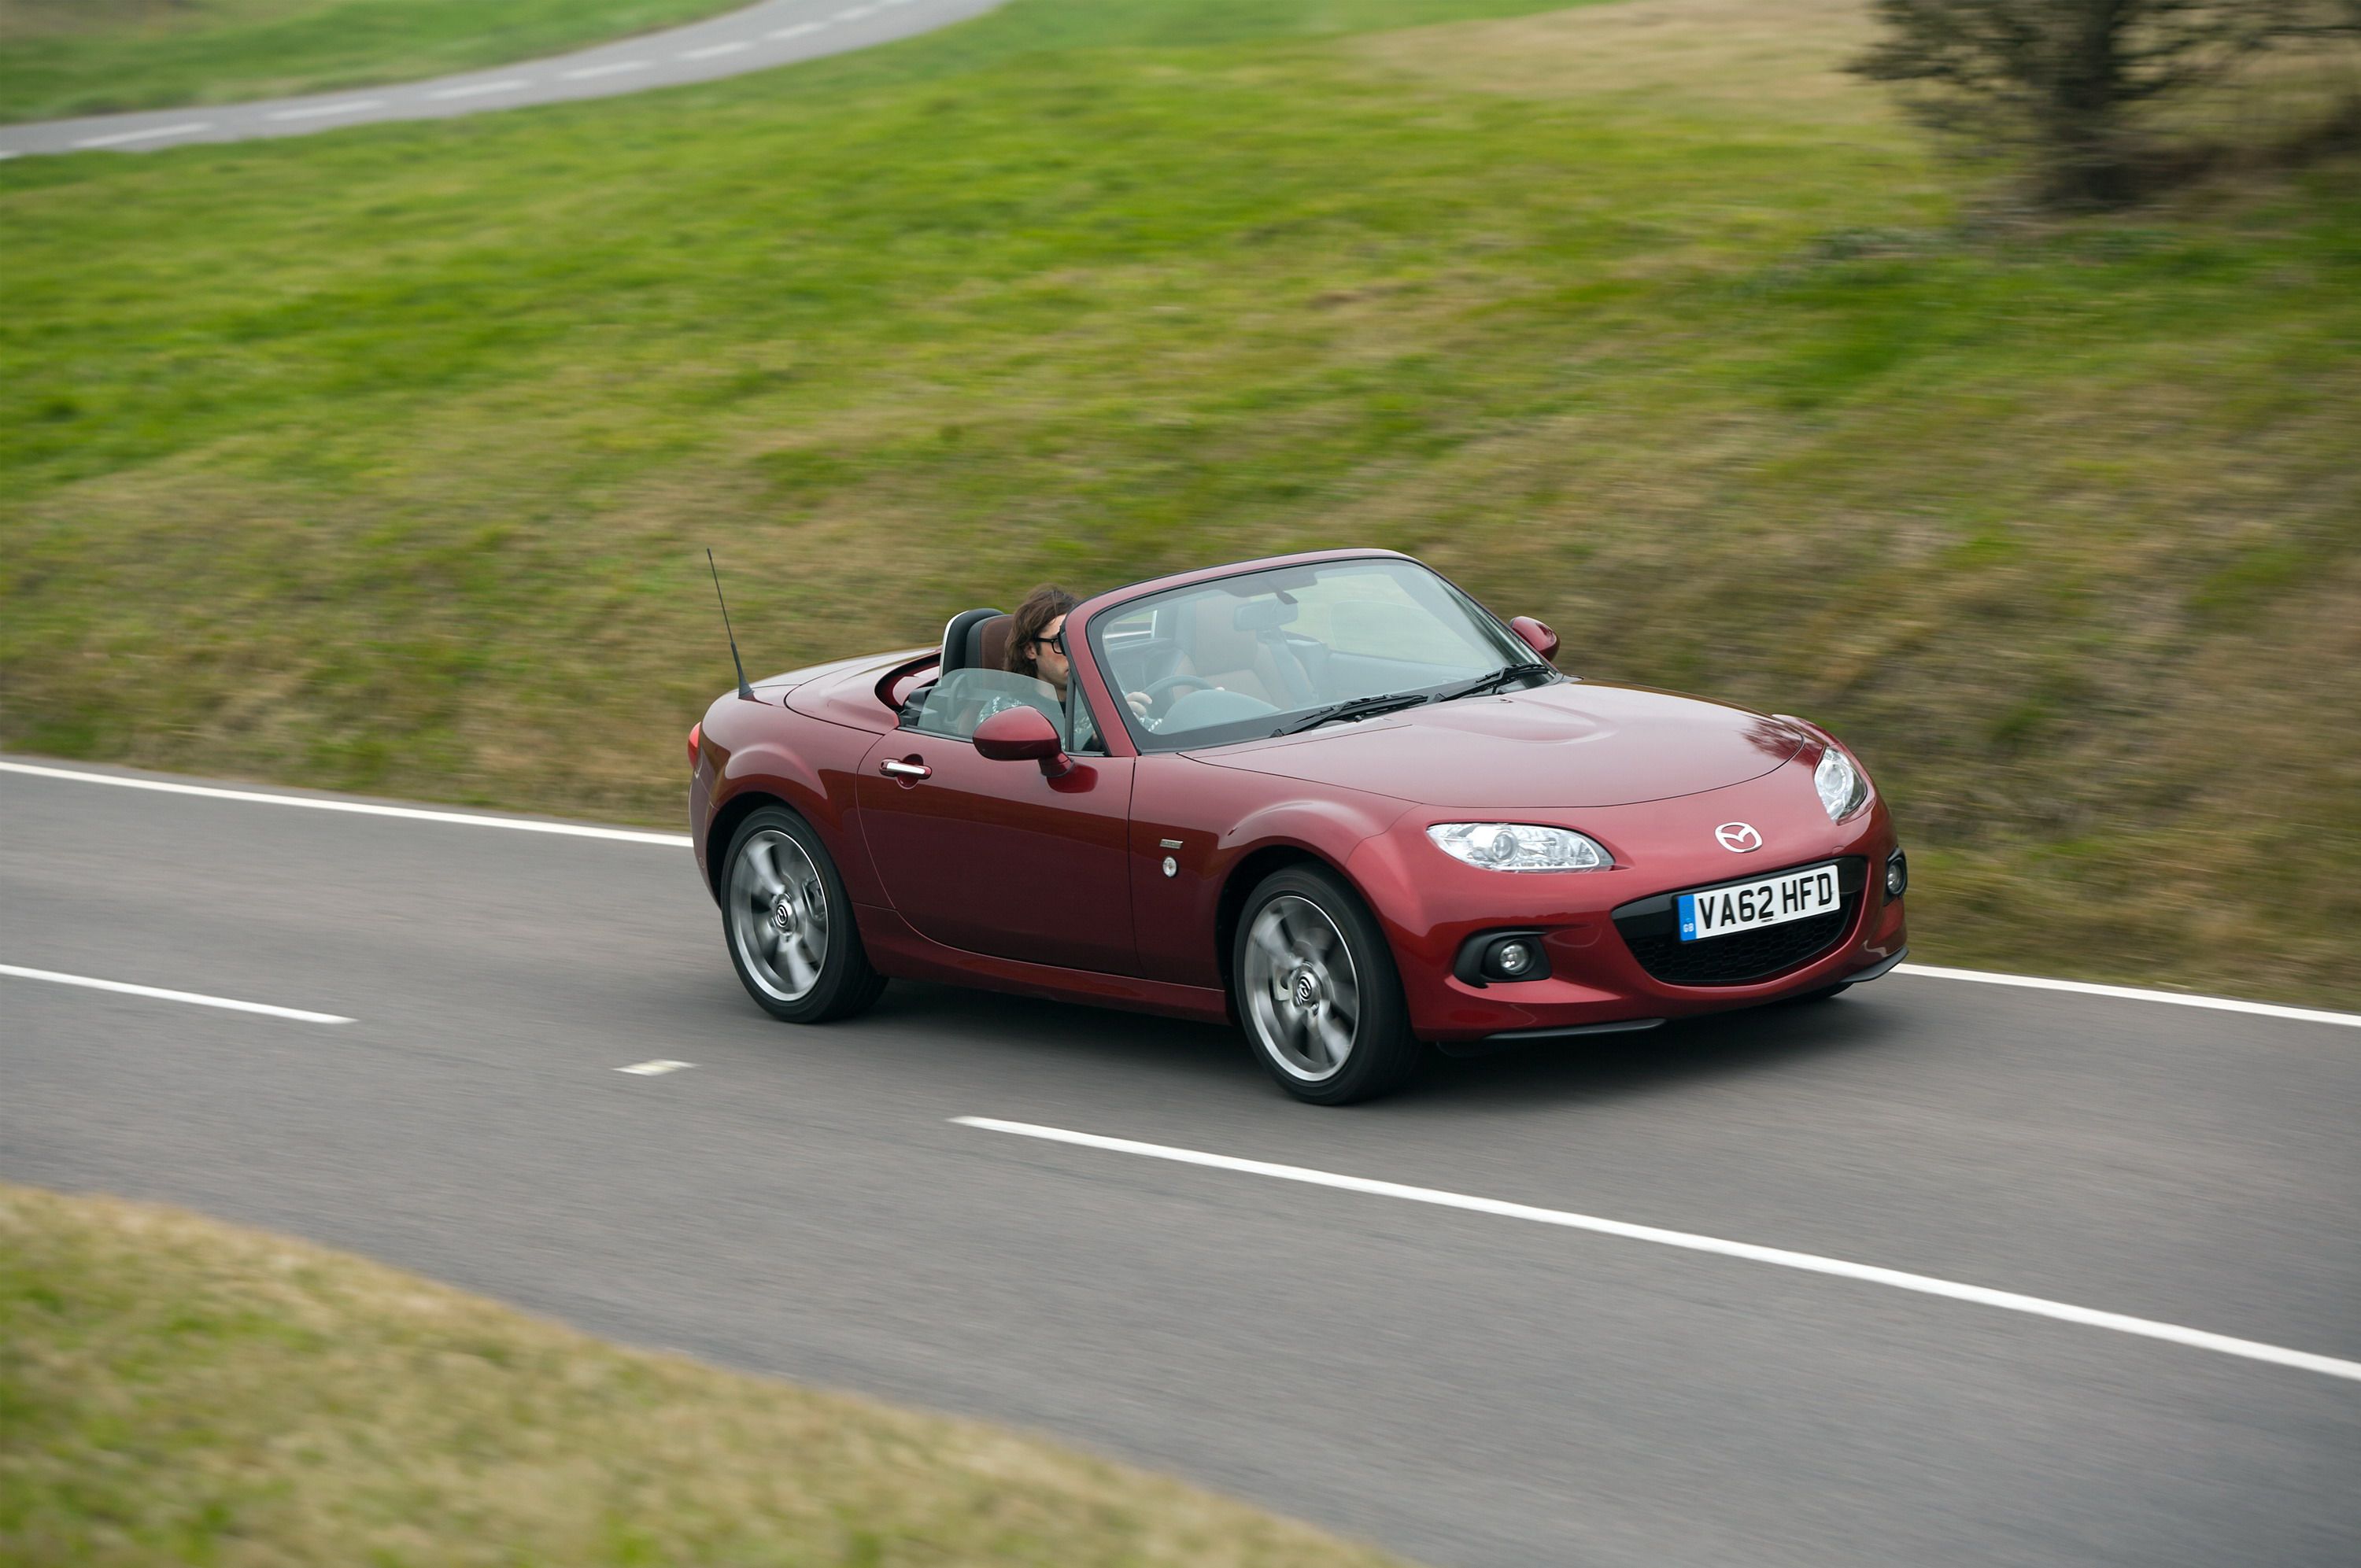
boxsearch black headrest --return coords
[940,607,1004,674]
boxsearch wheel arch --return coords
[704,720,870,906]
[707,788,794,903]
[1214,843,1361,1014]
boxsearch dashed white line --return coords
[955,1117,2361,1385]
[73,122,210,149]
[616,1059,696,1075]
[0,762,690,847]
[769,21,827,40]
[1,964,353,1025]
[833,5,881,19]
[681,41,752,61]
[564,60,652,80]
[268,98,386,121]
[428,78,534,101]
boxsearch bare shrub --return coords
[1853,1,2361,205]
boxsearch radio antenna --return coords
[707,548,758,702]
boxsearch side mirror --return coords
[1509,616,1559,662]
[974,705,1071,777]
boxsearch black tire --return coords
[1232,863,1424,1105]
[720,806,885,1024]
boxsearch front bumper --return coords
[1347,768,1907,1043]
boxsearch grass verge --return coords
[0,0,745,123]
[1,0,2355,1006]
[0,1182,1413,1567]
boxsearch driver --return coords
[1004,585,1079,699]
[1002,584,1155,724]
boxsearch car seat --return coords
[1180,596,1319,708]
[940,608,1008,674]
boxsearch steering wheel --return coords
[1136,673,1217,718]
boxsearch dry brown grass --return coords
[1354,0,1884,110]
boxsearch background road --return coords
[4,757,2357,1566]
[0,0,1002,160]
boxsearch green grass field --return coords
[2,0,2355,1006]
[0,0,743,122]
[0,1182,1411,1566]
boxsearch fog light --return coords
[1456,930,1553,985]
[1472,934,1550,983]
[1885,849,1908,899]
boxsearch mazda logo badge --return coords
[1715,822,1763,853]
[1292,973,1317,1008]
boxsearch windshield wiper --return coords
[1273,662,1558,736]
[1432,661,1557,704]
[1274,692,1433,736]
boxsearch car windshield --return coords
[1088,557,1546,753]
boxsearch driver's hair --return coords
[1005,585,1078,681]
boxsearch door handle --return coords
[879,758,931,780]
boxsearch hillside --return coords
[2,0,2355,1005]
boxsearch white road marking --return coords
[6,0,968,160]
[0,762,690,847]
[4,758,2352,1028]
[268,98,386,121]
[955,1116,2361,1385]
[2,964,353,1025]
[616,1059,696,1075]
[1892,963,2358,1028]
[428,78,533,101]
[73,122,210,148]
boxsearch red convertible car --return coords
[689,549,1907,1103]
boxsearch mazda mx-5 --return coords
[689,549,1907,1103]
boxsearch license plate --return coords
[1678,862,1841,943]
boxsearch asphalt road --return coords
[0,0,1003,160]
[4,755,2357,1566]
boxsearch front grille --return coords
[1612,858,1864,987]
[1619,905,1851,985]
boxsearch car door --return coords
[856,668,1136,974]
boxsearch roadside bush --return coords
[1853,0,2361,205]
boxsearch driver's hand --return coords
[1126,691,1153,718]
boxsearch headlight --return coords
[1428,823,1611,872]
[1813,745,1870,822]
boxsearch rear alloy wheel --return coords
[722,806,884,1024]
[1234,864,1423,1105]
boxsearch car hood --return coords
[1186,681,1807,810]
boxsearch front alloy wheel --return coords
[1233,864,1422,1105]
[1243,895,1362,1083]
